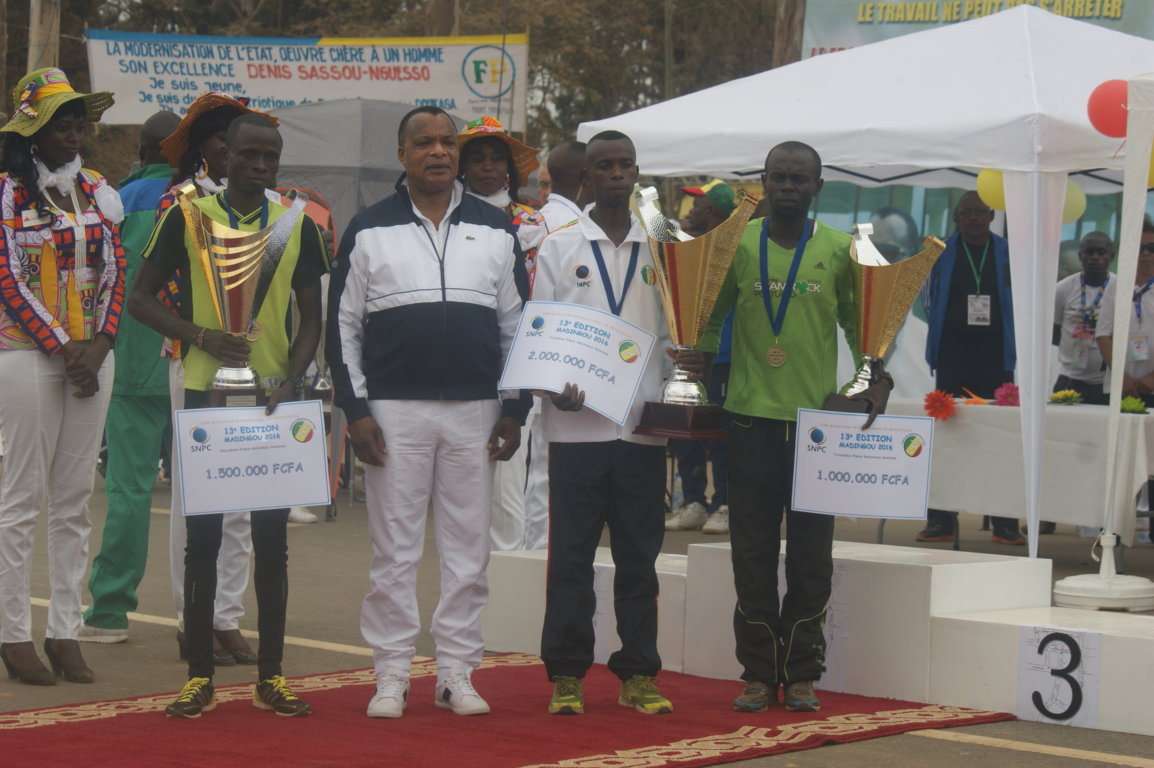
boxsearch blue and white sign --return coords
[792,408,934,519]
[176,400,331,516]
[86,29,529,130]
[499,301,656,426]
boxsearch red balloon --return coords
[1087,79,1129,138]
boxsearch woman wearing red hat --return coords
[457,116,545,552]
[0,67,124,685]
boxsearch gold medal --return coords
[766,344,786,367]
[244,322,262,342]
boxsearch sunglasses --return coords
[1141,242,1154,255]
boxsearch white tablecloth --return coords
[886,400,1152,545]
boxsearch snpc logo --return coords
[525,315,546,337]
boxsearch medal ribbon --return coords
[1134,276,1154,322]
[759,217,812,338]
[222,190,269,231]
[1079,273,1108,328]
[590,240,640,316]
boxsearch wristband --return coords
[195,327,207,349]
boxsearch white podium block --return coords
[683,541,1051,703]
[932,606,1154,737]
[482,548,688,672]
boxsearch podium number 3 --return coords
[1031,631,1083,721]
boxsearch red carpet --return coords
[0,653,1012,767]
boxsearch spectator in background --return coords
[920,191,1021,546]
[536,162,552,206]
[1097,217,1154,406]
[869,205,919,262]
[1054,231,1113,405]
[457,116,544,553]
[666,179,736,535]
[79,110,181,644]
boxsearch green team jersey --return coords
[699,218,859,422]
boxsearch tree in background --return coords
[3,0,778,183]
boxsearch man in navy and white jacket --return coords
[326,106,530,720]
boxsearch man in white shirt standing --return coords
[1097,218,1154,405]
[531,130,702,717]
[1054,231,1113,405]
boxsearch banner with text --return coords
[803,1,1149,58]
[86,29,529,130]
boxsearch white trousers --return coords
[522,401,550,550]
[0,349,113,642]
[361,399,497,674]
[168,359,252,631]
[489,398,549,550]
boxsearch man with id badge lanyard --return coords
[1096,218,1154,406]
[920,191,1020,545]
[1054,232,1113,405]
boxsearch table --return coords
[885,400,1153,546]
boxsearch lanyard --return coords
[590,240,640,316]
[1079,274,1108,327]
[759,217,812,337]
[222,191,269,231]
[961,240,990,294]
[1134,277,1154,322]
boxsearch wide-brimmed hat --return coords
[681,179,737,216]
[159,93,278,166]
[457,116,540,183]
[1,68,114,137]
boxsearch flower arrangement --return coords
[1121,396,1148,414]
[960,387,989,405]
[924,389,957,421]
[994,382,1019,406]
[1049,389,1083,405]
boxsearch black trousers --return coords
[183,389,290,681]
[1053,375,1108,405]
[541,440,665,681]
[728,414,834,686]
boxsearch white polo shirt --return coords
[531,211,671,445]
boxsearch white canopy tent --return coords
[578,5,1154,557]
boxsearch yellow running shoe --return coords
[548,676,584,715]
[165,677,216,719]
[618,675,673,714]
[254,675,312,717]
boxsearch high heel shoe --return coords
[0,642,56,686]
[43,639,95,684]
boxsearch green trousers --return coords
[84,393,169,629]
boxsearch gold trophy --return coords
[632,186,755,439]
[825,224,944,411]
[177,184,308,407]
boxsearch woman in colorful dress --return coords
[0,68,124,685]
[457,117,544,552]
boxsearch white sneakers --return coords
[702,504,730,535]
[366,668,410,718]
[366,667,489,717]
[665,501,708,531]
[435,668,490,715]
[75,621,128,644]
[288,506,319,524]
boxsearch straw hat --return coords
[1,68,114,137]
[457,116,540,183]
[159,93,278,167]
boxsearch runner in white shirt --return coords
[1097,219,1154,403]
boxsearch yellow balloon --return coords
[1147,146,1154,186]
[976,168,1006,211]
[1063,180,1086,223]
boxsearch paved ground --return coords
[4,470,1154,767]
